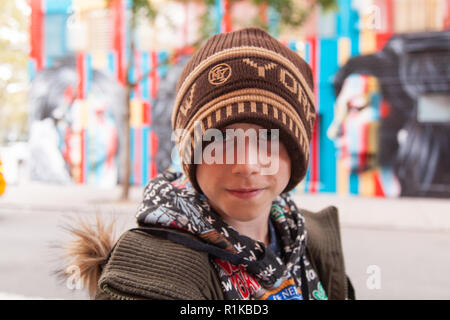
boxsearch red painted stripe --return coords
[76,53,85,99]
[151,131,159,158]
[380,99,391,118]
[307,36,318,110]
[373,170,385,197]
[142,101,151,126]
[385,0,393,34]
[112,0,126,85]
[259,3,268,26]
[223,0,232,32]
[307,36,319,193]
[150,131,158,178]
[445,4,450,29]
[376,33,391,51]
[150,160,157,178]
[30,0,44,70]
[376,0,393,50]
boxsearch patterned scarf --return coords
[136,170,328,300]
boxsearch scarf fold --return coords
[136,170,327,300]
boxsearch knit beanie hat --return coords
[172,27,316,194]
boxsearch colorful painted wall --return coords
[29,0,450,197]
[285,0,450,197]
[29,0,167,187]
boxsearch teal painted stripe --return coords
[142,51,150,100]
[130,128,135,185]
[27,59,36,81]
[86,54,92,95]
[142,126,150,186]
[158,51,169,78]
[336,0,360,56]
[371,92,381,119]
[214,0,223,34]
[349,172,359,195]
[43,0,72,14]
[107,51,116,76]
[318,38,338,193]
[304,42,311,65]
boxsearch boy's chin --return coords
[222,206,270,222]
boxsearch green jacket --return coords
[94,206,355,300]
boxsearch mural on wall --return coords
[332,30,450,198]
[328,74,401,197]
[28,57,126,186]
[27,0,449,197]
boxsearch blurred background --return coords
[0,0,449,300]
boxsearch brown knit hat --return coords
[172,27,316,194]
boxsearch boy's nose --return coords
[231,162,261,177]
[230,140,261,177]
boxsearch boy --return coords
[66,27,354,300]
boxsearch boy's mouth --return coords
[225,188,265,199]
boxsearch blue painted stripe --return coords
[215,0,223,34]
[141,51,150,100]
[349,172,359,195]
[28,60,36,80]
[158,51,169,78]
[371,92,381,119]
[86,54,93,96]
[46,57,52,68]
[43,0,71,14]
[304,42,311,65]
[107,51,116,76]
[142,126,150,186]
[130,128,135,185]
[318,38,338,193]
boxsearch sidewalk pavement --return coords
[1,182,449,233]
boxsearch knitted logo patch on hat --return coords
[208,63,232,85]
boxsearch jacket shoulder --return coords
[95,229,223,300]
[300,206,355,300]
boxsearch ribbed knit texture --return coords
[176,28,314,93]
[97,230,223,300]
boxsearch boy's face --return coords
[196,123,291,224]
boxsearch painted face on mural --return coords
[328,74,381,172]
[196,122,291,226]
